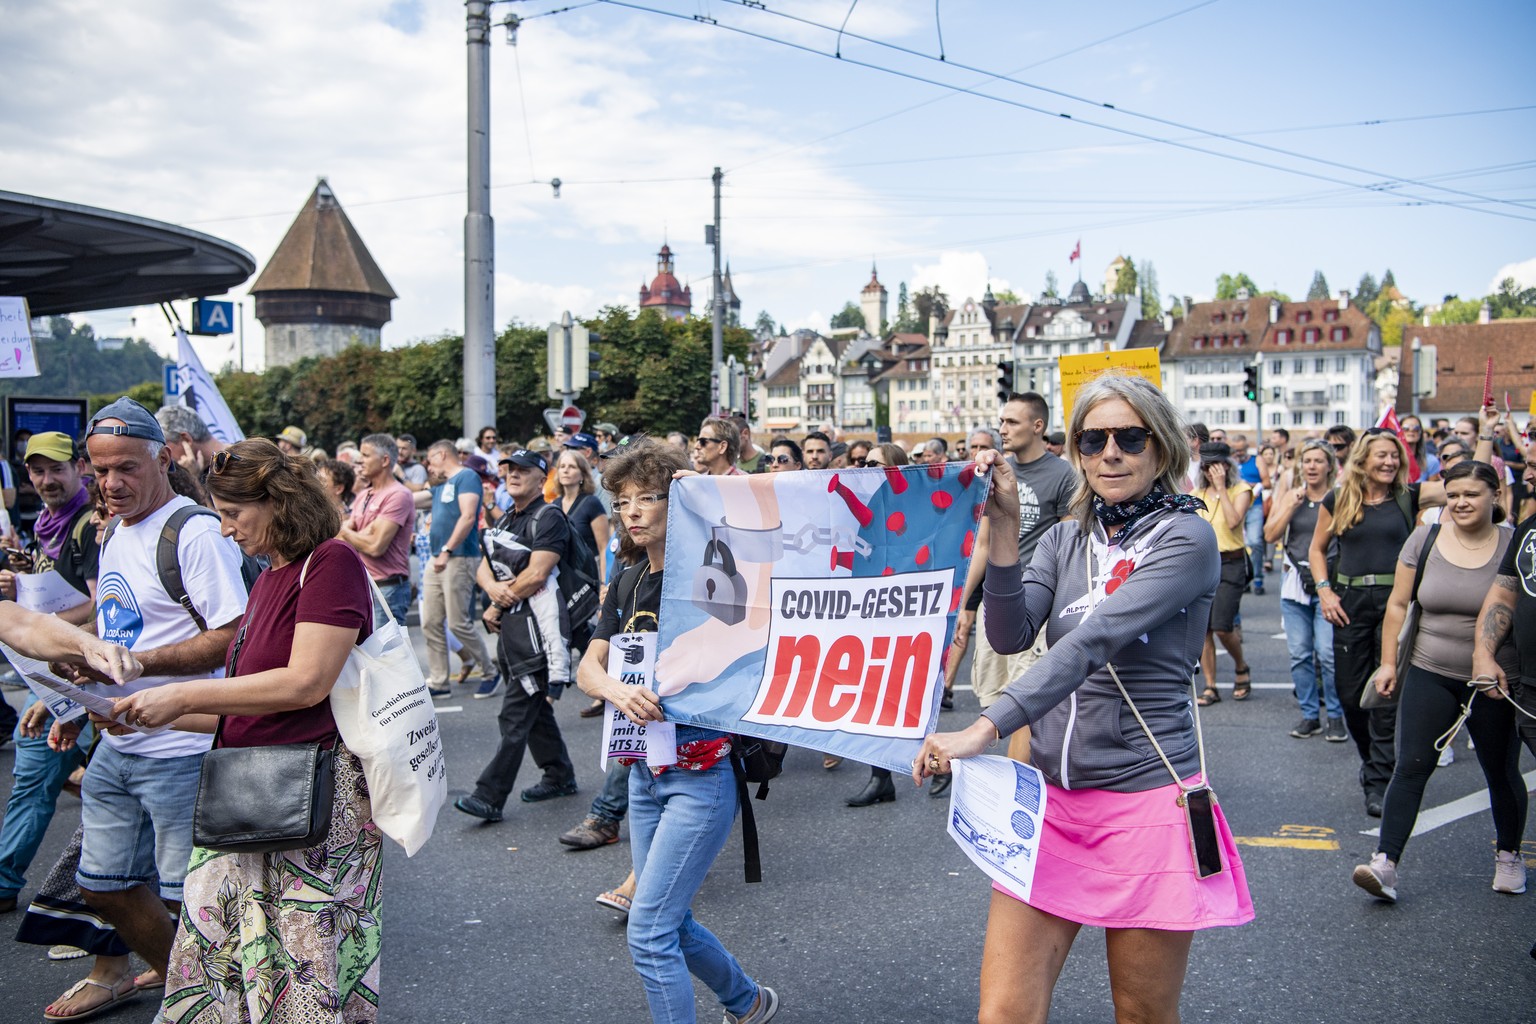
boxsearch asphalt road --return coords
[2,585,1534,1023]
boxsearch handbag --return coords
[1361,525,1439,711]
[193,619,335,852]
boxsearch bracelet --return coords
[1479,435,1495,441]
[1314,579,1332,589]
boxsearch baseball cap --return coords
[87,398,165,444]
[464,454,497,482]
[562,432,598,453]
[503,449,548,473]
[24,431,78,463]
[594,421,620,436]
[527,437,553,453]
[277,426,307,448]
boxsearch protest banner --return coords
[175,326,245,443]
[600,632,676,769]
[1058,349,1161,424]
[0,297,41,378]
[656,461,988,772]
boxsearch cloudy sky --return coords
[3,0,1532,371]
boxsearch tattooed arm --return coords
[1471,574,1518,699]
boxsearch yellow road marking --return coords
[1233,836,1339,850]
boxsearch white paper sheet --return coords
[0,641,160,733]
[601,632,676,770]
[945,755,1050,901]
[16,569,90,614]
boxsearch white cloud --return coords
[908,251,1011,307]
[1488,258,1536,293]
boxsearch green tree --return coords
[892,282,918,332]
[1429,296,1482,324]
[1489,277,1536,319]
[829,302,865,330]
[1306,270,1331,301]
[1355,272,1379,306]
[992,288,1022,305]
[1043,270,1059,300]
[0,317,167,404]
[1114,256,1138,296]
[1139,261,1161,320]
[1380,268,1397,295]
[754,310,776,336]
[912,286,949,330]
[1215,272,1260,300]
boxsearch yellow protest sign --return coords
[1058,349,1162,424]
[1529,391,1536,419]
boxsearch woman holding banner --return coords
[915,374,1253,1024]
[576,436,779,1024]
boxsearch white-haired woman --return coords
[917,374,1253,1024]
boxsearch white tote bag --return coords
[307,558,447,856]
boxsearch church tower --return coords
[251,179,395,368]
[638,244,693,321]
[861,264,888,336]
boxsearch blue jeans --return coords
[0,698,87,899]
[591,760,631,824]
[78,742,205,902]
[1281,597,1341,721]
[377,578,412,627]
[1244,499,1266,586]
[628,748,758,1023]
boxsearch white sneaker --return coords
[1437,745,1455,767]
[1352,852,1398,902]
[1493,850,1527,894]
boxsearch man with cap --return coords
[417,440,494,696]
[593,422,620,454]
[275,425,307,456]
[456,448,578,821]
[62,398,247,994]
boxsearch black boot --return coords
[928,773,952,798]
[847,768,896,807]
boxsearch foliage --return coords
[1113,256,1138,296]
[1139,261,1161,320]
[1043,270,1059,299]
[1429,297,1481,325]
[829,302,865,330]
[912,286,949,330]
[891,282,918,333]
[0,317,167,404]
[992,288,1022,305]
[754,310,776,336]
[1306,270,1330,301]
[1489,277,1536,318]
[1355,272,1379,306]
[1214,272,1259,300]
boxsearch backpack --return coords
[103,505,257,630]
[524,503,601,650]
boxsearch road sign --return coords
[543,405,585,436]
[163,363,180,398]
[191,298,234,335]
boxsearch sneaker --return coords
[724,985,779,1024]
[454,794,504,823]
[1352,852,1398,902]
[428,684,451,698]
[1289,717,1322,739]
[473,676,505,700]
[521,778,579,803]
[558,816,621,850]
[1323,719,1348,743]
[1494,850,1528,894]
[1437,745,1455,767]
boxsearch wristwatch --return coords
[1314,579,1332,589]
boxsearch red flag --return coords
[1069,240,1081,263]
[1376,407,1420,482]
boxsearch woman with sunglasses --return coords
[1352,461,1527,902]
[1309,430,1445,817]
[109,439,383,1022]
[1192,441,1254,705]
[1265,440,1346,740]
[917,374,1252,1024]
[1399,415,1439,483]
[766,438,803,473]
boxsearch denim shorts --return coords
[77,742,205,901]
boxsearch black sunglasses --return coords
[768,454,798,465]
[212,450,244,474]
[1074,426,1151,457]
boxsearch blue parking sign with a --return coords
[192,299,234,335]
[164,363,180,397]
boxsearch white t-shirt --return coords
[96,495,248,758]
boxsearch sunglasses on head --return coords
[212,450,243,474]
[1074,426,1151,457]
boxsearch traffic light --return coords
[996,359,1015,403]
[1242,364,1259,402]
[588,332,602,385]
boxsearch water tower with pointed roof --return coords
[250,179,396,367]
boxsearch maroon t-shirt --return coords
[219,539,373,749]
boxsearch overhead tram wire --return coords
[726,0,1224,171]
[706,0,1536,218]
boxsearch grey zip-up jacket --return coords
[981,508,1219,793]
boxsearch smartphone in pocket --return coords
[1183,787,1225,879]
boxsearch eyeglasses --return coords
[1074,426,1151,457]
[693,435,724,448]
[768,454,798,465]
[212,450,244,474]
[1400,425,1421,433]
[612,493,666,514]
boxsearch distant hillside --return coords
[0,317,164,399]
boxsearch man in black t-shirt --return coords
[456,449,578,822]
[1474,513,1536,754]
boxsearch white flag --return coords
[175,327,244,444]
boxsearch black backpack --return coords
[102,504,257,630]
[530,504,601,650]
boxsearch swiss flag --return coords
[1375,407,1420,482]
[1069,240,1081,263]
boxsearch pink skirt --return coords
[994,776,1255,931]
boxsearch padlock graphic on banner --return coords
[692,538,747,625]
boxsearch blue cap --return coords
[87,398,165,444]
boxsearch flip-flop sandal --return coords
[44,976,140,1022]
[595,890,632,915]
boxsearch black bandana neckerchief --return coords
[1092,488,1207,537]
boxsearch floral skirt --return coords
[158,746,383,1024]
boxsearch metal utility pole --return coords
[710,166,724,414]
[463,1,497,437]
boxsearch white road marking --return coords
[434,705,464,713]
[1361,769,1536,838]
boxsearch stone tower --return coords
[251,180,395,367]
[861,263,887,336]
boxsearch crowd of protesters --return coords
[0,389,1533,1023]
